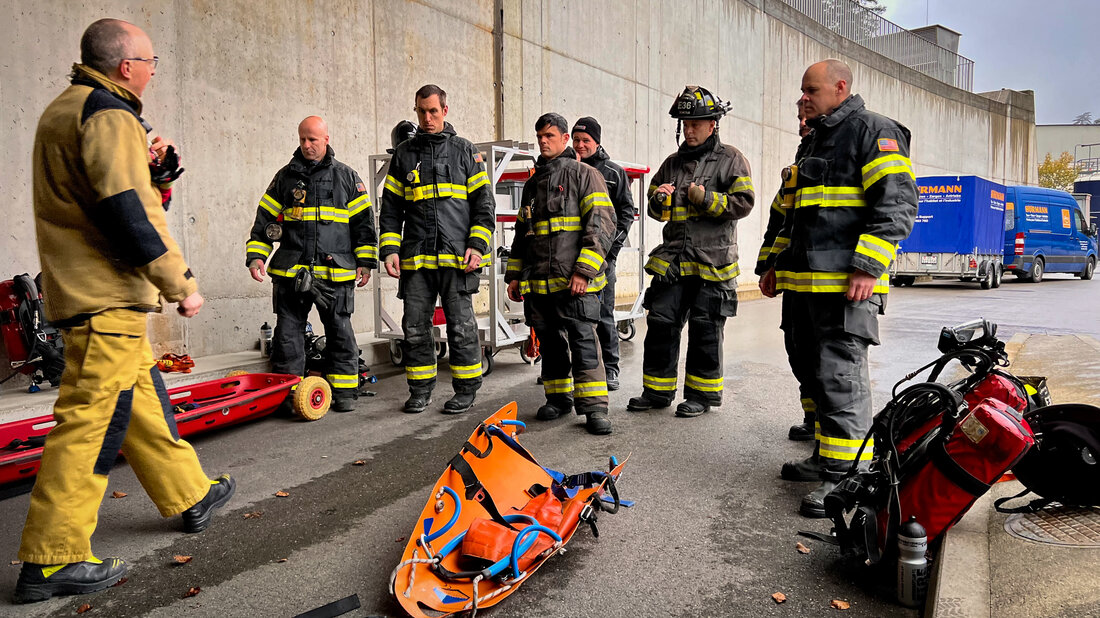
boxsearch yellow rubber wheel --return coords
[225,369,250,378]
[293,376,331,421]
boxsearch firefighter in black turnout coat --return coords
[627,86,755,418]
[247,116,377,412]
[380,85,495,415]
[769,60,917,518]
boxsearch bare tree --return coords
[1073,112,1094,125]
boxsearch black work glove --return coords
[150,145,185,185]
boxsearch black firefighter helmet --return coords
[388,120,417,153]
[668,85,731,120]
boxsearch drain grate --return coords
[1004,503,1100,547]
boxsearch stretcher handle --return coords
[504,525,562,578]
[423,486,461,544]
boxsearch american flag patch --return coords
[355,182,366,192]
[473,152,484,163]
[877,138,899,152]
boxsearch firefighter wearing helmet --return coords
[626,86,755,418]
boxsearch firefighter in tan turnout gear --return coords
[627,86,755,418]
[772,59,917,518]
[506,113,616,435]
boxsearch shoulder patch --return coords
[355,182,366,192]
[473,152,484,163]
[877,138,899,152]
[81,88,140,125]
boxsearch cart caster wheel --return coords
[519,337,541,365]
[225,369,250,378]
[481,346,494,377]
[617,320,636,342]
[293,376,331,421]
[389,339,405,367]
[436,341,448,360]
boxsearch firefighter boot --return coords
[788,420,815,441]
[781,454,823,482]
[182,474,236,533]
[675,400,710,418]
[581,407,612,435]
[799,479,838,519]
[442,392,476,415]
[331,394,356,413]
[403,392,432,414]
[627,393,671,412]
[605,368,620,391]
[536,401,571,421]
[13,557,127,604]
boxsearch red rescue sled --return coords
[0,373,332,490]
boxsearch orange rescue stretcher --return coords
[390,402,629,617]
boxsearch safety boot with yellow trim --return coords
[13,556,127,604]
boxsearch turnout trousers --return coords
[524,292,608,412]
[780,292,819,427]
[640,276,736,406]
[595,261,621,375]
[271,277,360,400]
[399,269,482,396]
[783,291,882,480]
[19,309,210,564]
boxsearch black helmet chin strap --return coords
[675,120,682,146]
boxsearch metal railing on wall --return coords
[780,0,974,91]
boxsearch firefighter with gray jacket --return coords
[506,113,616,435]
[771,59,917,518]
[627,86,755,419]
[572,117,635,391]
[380,85,495,415]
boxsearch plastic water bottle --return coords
[260,322,273,357]
[897,516,928,607]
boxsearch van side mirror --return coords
[1091,224,1098,237]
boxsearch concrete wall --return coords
[0,0,1036,363]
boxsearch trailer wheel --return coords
[389,339,405,366]
[1028,257,1044,283]
[293,376,331,421]
[991,264,1003,288]
[1080,257,1095,280]
[980,266,993,289]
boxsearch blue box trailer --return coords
[891,175,1008,288]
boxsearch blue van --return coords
[1003,186,1097,282]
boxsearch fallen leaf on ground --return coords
[77,603,92,613]
[276,558,288,563]
[244,511,263,519]
[796,542,811,554]
[831,599,850,610]
[772,592,787,604]
[113,577,127,587]
[353,460,366,466]
[10,560,21,565]
[396,536,406,543]
[275,490,289,497]
[111,491,127,499]
[183,587,201,598]
[173,555,192,564]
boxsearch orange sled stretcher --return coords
[390,402,629,618]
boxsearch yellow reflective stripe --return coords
[400,253,491,270]
[647,184,659,198]
[380,232,402,249]
[729,177,754,194]
[326,373,359,388]
[678,261,740,282]
[855,234,897,268]
[259,193,282,216]
[544,377,574,394]
[576,248,604,272]
[574,381,608,397]
[643,374,678,391]
[705,191,728,216]
[770,193,786,214]
[355,245,377,260]
[645,256,671,275]
[41,564,66,578]
[795,185,867,209]
[775,270,890,294]
[384,175,405,196]
[531,217,582,235]
[468,225,492,245]
[580,191,612,216]
[820,447,874,461]
[519,273,606,295]
[685,374,724,392]
[467,171,489,193]
[269,265,357,282]
[403,183,468,201]
[347,194,372,216]
[405,364,437,380]
[669,206,690,221]
[297,206,350,223]
[450,363,483,379]
[801,398,817,413]
[247,240,273,257]
[506,258,523,273]
[861,154,915,189]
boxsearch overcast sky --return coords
[881,0,1099,125]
